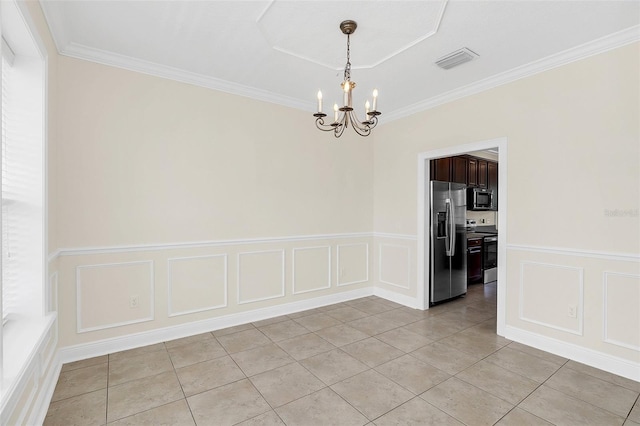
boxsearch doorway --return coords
[416,137,507,337]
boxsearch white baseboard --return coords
[504,325,640,382]
[58,287,374,364]
[374,286,420,309]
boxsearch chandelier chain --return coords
[344,34,351,82]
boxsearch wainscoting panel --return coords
[336,243,369,286]
[237,250,285,304]
[379,244,411,289]
[292,246,331,295]
[519,261,584,335]
[76,261,154,333]
[168,255,228,317]
[603,272,640,351]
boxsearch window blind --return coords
[1,38,43,320]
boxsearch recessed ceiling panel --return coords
[257,0,447,69]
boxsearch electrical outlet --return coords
[568,304,577,318]
[129,295,139,309]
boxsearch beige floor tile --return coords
[276,332,335,360]
[375,327,432,353]
[315,324,369,347]
[346,316,402,336]
[438,330,506,357]
[420,377,514,426]
[258,319,309,342]
[373,397,463,426]
[292,312,342,331]
[625,419,640,426]
[164,332,214,349]
[187,379,271,425]
[108,349,174,387]
[175,355,246,397]
[108,343,166,361]
[519,385,626,425]
[276,387,369,426]
[301,348,369,385]
[212,323,255,337]
[167,338,227,368]
[325,306,369,322]
[495,408,554,425]
[402,317,466,340]
[507,341,568,366]
[411,342,484,375]
[44,389,107,426]
[373,309,423,327]
[630,399,640,423]
[349,300,394,315]
[545,366,639,417]
[108,399,195,425]
[107,371,184,423]
[236,410,285,425]
[456,360,540,404]
[564,360,640,393]
[51,363,108,402]
[341,337,405,367]
[216,328,271,353]
[60,355,108,373]
[249,362,325,407]
[485,346,561,383]
[231,343,295,376]
[331,369,413,420]
[375,354,450,394]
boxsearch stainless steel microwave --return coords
[467,187,494,210]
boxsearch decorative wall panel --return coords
[292,246,331,295]
[379,244,410,289]
[337,243,369,286]
[76,261,154,332]
[237,250,285,304]
[604,272,640,350]
[519,261,583,335]
[168,255,227,317]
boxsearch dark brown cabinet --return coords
[451,156,468,184]
[430,154,498,209]
[467,158,478,187]
[477,159,488,188]
[488,161,498,208]
[430,157,451,181]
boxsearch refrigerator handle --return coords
[450,198,456,256]
[445,199,452,256]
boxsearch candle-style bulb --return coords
[372,89,378,111]
[317,90,323,113]
[365,100,371,121]
[333,103,339,122]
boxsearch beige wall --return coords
[56,56,373,248]
[373,43,640,367]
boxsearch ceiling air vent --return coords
[435,48,478,70]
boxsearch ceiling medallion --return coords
[313,20,381,138]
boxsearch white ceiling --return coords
[40,0,640,122]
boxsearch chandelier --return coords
[313,20,381,138]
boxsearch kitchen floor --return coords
[45,283,640,426]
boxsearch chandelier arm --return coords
[315,117,339,132]
[333,122,346,138]
[348,111,372,137]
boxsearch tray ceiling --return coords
[39,0,640,121]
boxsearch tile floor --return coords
[45,283,640,426]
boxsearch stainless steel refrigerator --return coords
[430,181,467,304]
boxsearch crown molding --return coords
[60,42,314,112]
[383,25,640,123]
